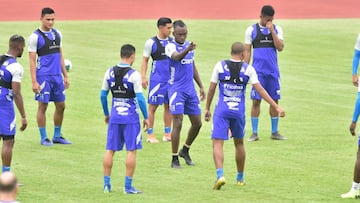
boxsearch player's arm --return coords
[253,83,285,117]
[12,81,27,131]
[133,71,149,131]
[244,26,253,64]
[244,44,252,64]
[29,52,39,94]
[141,56,150,89]
[267,22,284,51]
[352,49,360,86]
[100,71,110,124]
[166,42,196,61]
[193,62,205,101]
[350,92,360,136]
[205,62,220,121]
[60,48,69,89]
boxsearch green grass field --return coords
[0,19,360,202]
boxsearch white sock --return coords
[352,181,359,190]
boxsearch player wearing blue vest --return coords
[101,44,149,194]
[341,33,360,199]
[0,35,27,173]
[165,20,205,168]
[141,17,173,143]
[205,42,285,190]
[244,5,286,141]
[28,7,71,146]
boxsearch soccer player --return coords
[244,5,286,141]
[0,172,19,202]
[341,33,360,199]
[165,20,205,168]
[0,35,27,173]
[100,44,149,194]
[141,17,173,143]
[205,42,285,190]
[28,7,71,146]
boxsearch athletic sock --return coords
[164,127,171,134]
[39,127,47,141]
[216,168,224,179]
[104,176,110,186]
[125,176,132,189]
[352,181,360,190]
[54,126,61,138]
[271,117,279,133]
[2,166,10,173]
[251,117,258,134]
[182,145,190,153]
[147,128,153,135]
[237,172,244,182]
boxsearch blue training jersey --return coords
[149,36,172,82]
[167,40,195,91]
[0,56,18,102]
[33,29,62,76]
[214,60,251,118]
[251,23,279,75]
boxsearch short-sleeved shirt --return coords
[245,23,283,75]
[101,64,143,124]
[355,33,360,51]
[0,55,24,101]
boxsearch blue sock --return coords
[147,128,153,135]
[104,176,110,186]
[216,168,224,179]
[251,117,259,134]
[39,127,47,140]
[271,117,279,133]
[54,126,61,138]
[237,172,244,182]
[164,127,171,134]
[125,176,132,189]
[2,166,10,173]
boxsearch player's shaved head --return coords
[0,172,17,193]
[231,42,245,55]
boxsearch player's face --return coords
[173,26,187,44]
[160,23,172,38]
[17,43,25,58]
[41,14,55,31]
[260,15,273,26]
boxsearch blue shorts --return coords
[106,123,142,151]
[0,100,15,136]
[35,75,65,103]
[251,73,280,100]
[211,115,245,140]
[148,81,169,105]
[168,89,201,115]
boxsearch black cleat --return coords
[171,159,181,169]
[179,149,195,166]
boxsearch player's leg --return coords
[234,138,245,186]
[341,147,360,198]
[170,114,183,168]
[163,103,172,142]
[37,102,52,146]
[146,104,159,143]
[1,137,14,172]
[103,150,115,193]
[52,76,71,144]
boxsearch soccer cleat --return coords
[248,133,259,142]
[162,133,171,142]
[124,186,142,194]
[271,132,288,140]
[341,189,360,199]
[213,177,226,190]
[41,138,53,146]
[53,136,72,144]
[171,159,181,169]
[146,134,159,143]
[103,184,111,193]
[237,181,245,187]
[179,149,194,166]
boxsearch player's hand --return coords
[32,81,40,94]
[143,119,149,132]
[19,117,27,131]
[353,75,358,87]
[350,121,357,136]
[187,42,196,51]
[199,87,206,101]
[104,115,109,124]
[64,77,70,89]
[204,110,211,122]
[276,106,285,117]
[142,77,148,89]
[266,21,274,32]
